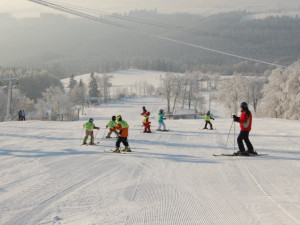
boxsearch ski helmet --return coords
[159,109,163,113]
[116,115,122,121]
[240,102,248,108]
[112,115,116,121]
[89,118,94,122]
[142,106,146,110]
[207,110,210,115]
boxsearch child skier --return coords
[142,111,152,133]
[203,110,214,130]
[82,118,100,145]
[157,109,167,131]
[113,115,131,153]
[105,115,119,138]
[140,106,148,116]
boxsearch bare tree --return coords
[97,74,113,103]
[159,72,175,114]
[171,74,185,114]
[218,74,246,115]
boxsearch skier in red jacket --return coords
[142,111,152,133]
[141,106,147,116]
[233,102,257,155]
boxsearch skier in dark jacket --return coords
[18,110,22,121]
[233,102,257,155]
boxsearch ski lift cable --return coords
[43,0,236,40]
[28,0,287,68]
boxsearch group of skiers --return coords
[82,106,168,153]
[82,114,131,153]
[82,101,256,156]
[140,106,167,133]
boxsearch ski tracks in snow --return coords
[10,157,124,225]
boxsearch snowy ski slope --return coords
[1,95,300,225]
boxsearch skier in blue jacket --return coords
[157,109,167,131]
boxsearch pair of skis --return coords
[104,149,133,154]
[213,153,268,157]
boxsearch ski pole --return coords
[102,127,107,139]
[80,127,85,145]
[94,129,100,144]
[225,120,234,147]
[233,120,236,152]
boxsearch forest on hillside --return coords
[0,10,300,77]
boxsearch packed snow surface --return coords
[1,96,300,225]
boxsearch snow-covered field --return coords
[61,69,164,89]
[1,95,300,225]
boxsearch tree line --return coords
[0,68,157,121]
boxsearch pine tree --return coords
[88,73,99,102]
[68,74,78,89]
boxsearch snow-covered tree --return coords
[97,74,112,103]
[247,76,267,113]
[217,74,247,115]
[262,61,300,120]
[11,89,34,120]
[159,72,175,114]
[42,86,76,121]
[171,74,185,114]
[69,79,86,115]
[35,99,48,120]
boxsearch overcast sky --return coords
[1,0,299,18]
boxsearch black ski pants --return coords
[204,121,213,129]
[237,130,253,152]
[116,137,129,148]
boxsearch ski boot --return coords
[234,150,248,156]
[82,136,88,145]
[246,150,258,155]
[112,147,120,153]
[122,146,132,152]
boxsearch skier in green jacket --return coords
[203,110,215,130]
[82,118,100,145]
[106,115,119,138]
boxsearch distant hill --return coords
[1,11,300,77]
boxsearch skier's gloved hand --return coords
[232,115,237,121]
[106,125,108,128]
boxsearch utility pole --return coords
[0,77,19,121]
